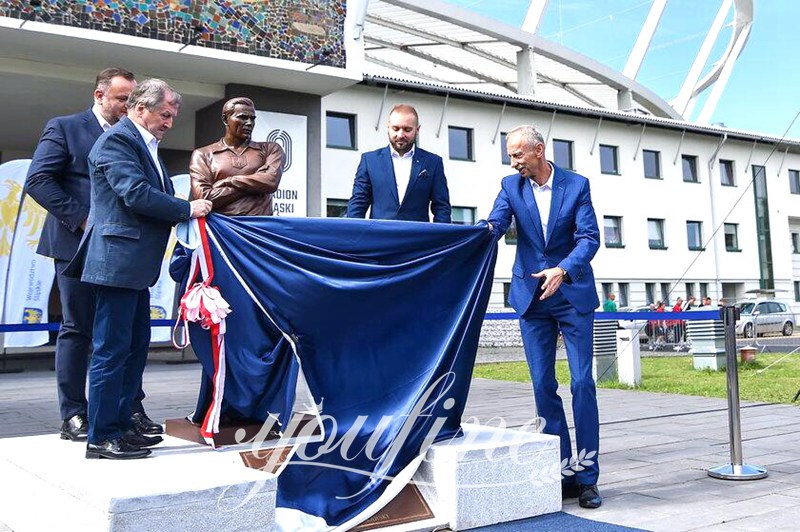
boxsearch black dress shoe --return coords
[578,484,602,509]
[86,438,151,460]
[562,482,580,499]
[131,412,164,435]
[123,428,163,448]
[60,414,88,441]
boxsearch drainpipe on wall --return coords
[708,133,728,301]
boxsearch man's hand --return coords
[189,199,213,218]
[532,266,565,300]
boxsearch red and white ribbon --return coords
[173,217,231,446]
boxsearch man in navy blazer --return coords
[346,104,451,223]
[487,125,603,508]
[25,68,162,441]
[66,79,212,459]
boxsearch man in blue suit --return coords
[25,68,165,441]
[346,104,451,223]
[66,79,212,459]
[487,125,602,508]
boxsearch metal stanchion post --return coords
[708,305,767,480]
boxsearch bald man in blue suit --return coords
[487,125,602,509]
[346,104,451,223]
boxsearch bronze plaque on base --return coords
[351,484,434,531]
[239,445,294,474]
[165,413,320,448]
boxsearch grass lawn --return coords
[473,354,800,405]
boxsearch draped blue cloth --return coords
[172,214,497,527]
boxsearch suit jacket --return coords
[487,163,600,315]
[65,116,191,290]
[346,146,451,223]
[25,108,103,261]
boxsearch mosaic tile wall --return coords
[0,0,346,67]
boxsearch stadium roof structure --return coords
[360,0,682,119]
[359,0,756,127]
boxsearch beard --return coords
[389,136,414,155]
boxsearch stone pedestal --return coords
[0,435,278,532]
[414,423,561,530]
[616,328,641,385]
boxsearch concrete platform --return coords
[416,423,561,530]
[3,363,800,531]
[0,434,278,532]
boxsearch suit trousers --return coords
[87,285,151,444]
[54,260,147,421]
[54,259,95,420]
[519,289,600,486]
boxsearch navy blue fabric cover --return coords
[172,214,497,526]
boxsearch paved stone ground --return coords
[1,357,799,531]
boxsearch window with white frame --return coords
[724,223,740,251]
[604,216,623,247]
[326,198,349,218]
[451,206,476,226]
[686,221,703,250]
[643,150,661,179]
[720,159,735,186]
[448,126,473,161]
[553,139,574,170]
[790,169,800,194]
[648,218,666,249]
[326,112,357,149]
[600,144,619,174]
[682,154,698,183]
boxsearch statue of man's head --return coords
[221,97,256,145]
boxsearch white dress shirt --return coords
[390,145,415,204]
[91,106,112,131]
[530,162,556,240]
[130,120,165,190]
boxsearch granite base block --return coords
[0,434,277,532]
[414,423,561,530]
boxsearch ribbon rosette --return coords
[179,282,231,332]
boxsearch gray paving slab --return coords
[0,358,799,531]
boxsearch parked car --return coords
[735,299,795,338]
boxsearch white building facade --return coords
[1,0,799,327]
[320,80,800,309]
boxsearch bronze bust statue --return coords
[190,97,285,215]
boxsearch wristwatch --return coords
[558,266,571,283]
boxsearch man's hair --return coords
[127,78,182,111]
[222,97,255,122]
[388,104,419,125]
[507,125,544,148]
[95,67,135,93]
